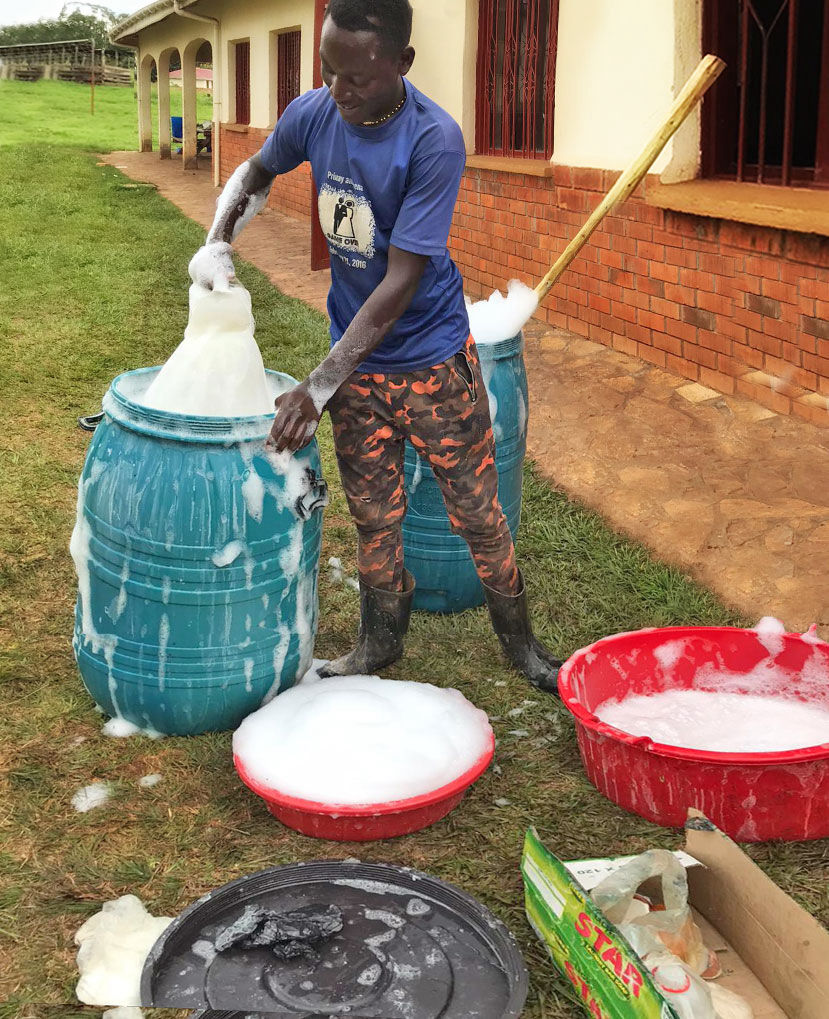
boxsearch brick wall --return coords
[218,127,829,423]
[219,125,312,222]
[452,165,829,425]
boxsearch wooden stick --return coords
[534,54,726,303]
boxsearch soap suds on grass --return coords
[75,895,173,1006]
[141,283,273,417]
[138,774,162,788]
[465,279,538,345]
[233,675,493,805]
[72,782,112,813]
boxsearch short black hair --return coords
[325,0,413,54]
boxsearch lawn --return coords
[1,81,826,1017]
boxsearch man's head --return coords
[321,0,415,126]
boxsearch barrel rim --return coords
[104,367,297,443]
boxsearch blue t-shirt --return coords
[259,77,470,372]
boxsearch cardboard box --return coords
[521,811,829,1018]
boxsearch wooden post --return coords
[534,54,725,303]
[90,39,95,115]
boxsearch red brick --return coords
[666,247,699,269]
[571,166,604,191]
[638,344,668,368]
[610,333,639,357]
[652,228,686,249]
[736,377,791,414]
[699,367,737,395]
[666,353,699,380]
[651,296,680,320]
[649,261,680,284]
[697,329,731,355]
[744,254,782,280]
[638,309,665,331]
[699,252,738,277]
[697,291,733,317]
[785,233,829,266]
[762,278,798,305]
[680,268,715,292]
[683,341,718,370]
[665,318,697,344]
[732,342,765,370]
[612,300,637,324]
[799,277,828,300]
[652,330,683,356]
[791,401,829,427]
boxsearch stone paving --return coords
[102,151,829,635]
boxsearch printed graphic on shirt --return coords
[318,177,376,267]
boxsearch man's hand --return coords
[188,241,236,291]
[266,382,321,453]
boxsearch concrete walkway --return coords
[102,151,829,635]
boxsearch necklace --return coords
[361,92,406,127]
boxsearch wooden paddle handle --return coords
[534,54,726,303]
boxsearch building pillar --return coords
[158,57,172,159]
[138,54,154,152]
[182,55,199,168]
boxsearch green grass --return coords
[0,79,213,150]
[1,81,827,1016]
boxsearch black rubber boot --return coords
[318,570,415,677]
[483,571,562,694]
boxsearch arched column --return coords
[137,52,156,152]
[157,47,178,159]
[182,37,210,169]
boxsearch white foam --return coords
[596,689,829,753]
[465,279,538,345]
[141,283,273,417]
[233,675,492,804]
[75,895,173,1006]
[212,539,246,568]
[754,616,787,657]
[72,782,112,812]
[102,717,144,739]
[138,773,162,788]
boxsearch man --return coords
[188,0,561,692]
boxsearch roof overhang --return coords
[110,0,203,48]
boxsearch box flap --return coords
[685,812,829,1019]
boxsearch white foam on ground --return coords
[596,689,829,752]
[102,717,144,739]
[465,279,538,345]
[233,675,492,804]
[138,773,162,788]
[141,283,273,417]
[75,895,173,1006]
[72,782,113,812]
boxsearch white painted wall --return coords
[554,0,702,176]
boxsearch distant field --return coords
[0,78,214,150]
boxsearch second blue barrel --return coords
[71,367,327,735]
[402,332,527,613]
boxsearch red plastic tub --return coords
[233,731,495,841]
[558,626,829,842]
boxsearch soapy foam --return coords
[596,688,829,752]
[75,894,173,1006]
[465,279,538,345]
[141,283,273,417]
[72,782,113,812]
[233,675,492,804]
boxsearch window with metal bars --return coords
[703,0,829,187]
[475,0,559,160]
[277,30,301,119]
[235,39,250,125]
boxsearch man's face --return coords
[319,18,411,125]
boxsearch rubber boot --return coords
[318,570,415,677]
[483,571,562,694]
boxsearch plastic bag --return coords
[647,951,716,1019]
[591,849,719,977]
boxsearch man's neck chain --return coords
[361,91,406,127]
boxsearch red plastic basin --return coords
[233,731,495,841]
[558,626,829,842]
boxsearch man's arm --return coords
[266,244,428,453]
[188,152,277,290]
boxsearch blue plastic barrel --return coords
[402,332,527,613]
[71,367,327,735]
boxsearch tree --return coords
[0,12,127,54]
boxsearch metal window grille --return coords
[475,0,559,159]
[235,40,250,126]
[703,0,829,187]
[277,30,302,119]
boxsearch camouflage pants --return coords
[328,334,520,595]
